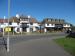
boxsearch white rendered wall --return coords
[32,23,39,27]
[44,28,47,32]
[9,23,18,27]
[19,28,22,32]
[14,27,17,32]
[20,21,29,23]
[0,23,8,28]
[26,28,30,32]
[63,24,70,27]
[0,23,18,28]
[45,24,55,27]
[33,27,36,31]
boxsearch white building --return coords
[16,14,40,33]
[42,18,71,32]
[0,15,71,33]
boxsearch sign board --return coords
[5,27,11,32]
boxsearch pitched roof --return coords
[19,15,38,23]
[0,19,8,23]
[29,18,38,23]
[9,17,19,23]
[42,18,66,24]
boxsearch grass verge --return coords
[54,38,75,56]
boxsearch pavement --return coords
[0,32,72,56]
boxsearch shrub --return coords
[66,32,75,38]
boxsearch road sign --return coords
[5,27,11,32]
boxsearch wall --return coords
[63,24,70,27]
[45,24,55,27]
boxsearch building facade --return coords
[16,14,40,33]
[42,18,71,32]
[0,15,72,33]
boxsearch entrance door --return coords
[22,27,27,32]
[21,23,28,32]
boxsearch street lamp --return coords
[7,0,10,52]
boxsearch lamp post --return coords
[7,0,10,52]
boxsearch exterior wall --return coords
[0,16,72,33]
[45,24,55,27]
[44,28,47,32]
[14,27,17,32]
[19,28,22,32]
[63,24,71,31]
[0,23,8,28]
[20,21,29,23]
[9,23,18,27]
[29,23,40,32]
[0,23,19,28]
[63,24,70,27]
[26,28,30,32]
[33,27,36,31]
[32,23,39,27]
[4,23,8,26]
[14,27,22,33]
[19,17,29,23]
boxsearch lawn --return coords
[54,38,75,56]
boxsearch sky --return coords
[0,0,75,25]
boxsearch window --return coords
[51,19,52,22]
[67,24,70,26]
[9,22,12,25]
[47,23,49,26]
[64,24,66,26]
[51,24,54,26]
[48,19,51,22]
[30,23,33,25]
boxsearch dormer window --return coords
[55,19,57,21]
[48,19,51,22]
[51,19,53,22]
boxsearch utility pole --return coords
[7,0,10,52]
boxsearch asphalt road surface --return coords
[0,32,71,56]
[0,32,67,45]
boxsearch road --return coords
[0,32,71,56]
[0,32,66,45]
